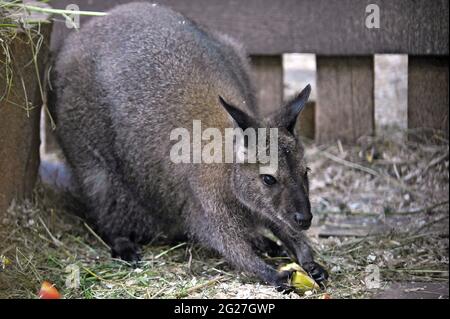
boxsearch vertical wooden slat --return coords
[316,56,374,143]
[408,56,449,136]
[0,24,51,214]
[250,55,283,115]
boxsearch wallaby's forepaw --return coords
[302,261,329,286]
[274,269,295,294]
[111,237,141,265]
[253,236,288,258]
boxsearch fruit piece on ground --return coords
[38,281,61,299]
[279,262,320,292]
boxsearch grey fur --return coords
[50,2,327,288]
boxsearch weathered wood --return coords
[50,0,449,55]
[373,282,449,299]
[316,56,374,143]
[0,24,52,214]
[408,56,449,136]
[250,55,283,115]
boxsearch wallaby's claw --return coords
[111,237,141,265]
[276,284,294,294]
[302,261,329,287]
[274,269,295,294]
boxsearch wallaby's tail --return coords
[40,60,71,192]
[39,60,86,215]
[39,155,87,216]
[39,156,74,193]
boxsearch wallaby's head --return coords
[220,85,312,234]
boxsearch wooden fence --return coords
[51,0,449,142]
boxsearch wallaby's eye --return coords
[261,174,277,186]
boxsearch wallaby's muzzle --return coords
[294,212,312,230]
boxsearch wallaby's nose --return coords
[294,212,312,229]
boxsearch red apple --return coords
[38,281,61,299]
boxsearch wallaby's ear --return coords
[219,96,254,130]
[268,84,311,133]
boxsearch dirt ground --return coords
[0,128,448,299]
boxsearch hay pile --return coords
[1,1,47,104]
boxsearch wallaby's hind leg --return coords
[76,164,155,263]
[110,236,141,263]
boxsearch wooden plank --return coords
[0,24,52,214]
[408,56,449,136]
[373,282,449,299]
[316,56,374,143]
[50,0,449,55]
[250,55,283,115]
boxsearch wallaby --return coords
[48,2,328,290]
